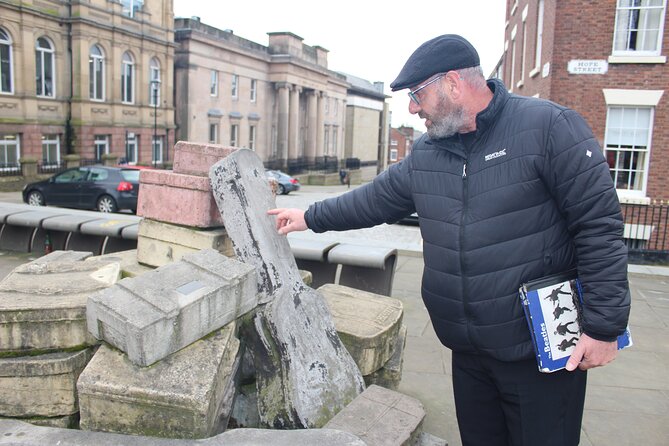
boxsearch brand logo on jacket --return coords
[484,149,507,162]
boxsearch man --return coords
[268,34,630,446]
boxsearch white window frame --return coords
[531,0,545,77]
[121,52,134,104]
[89,44,105,101]
[94,135,109,160]
[210,70,218,96]
[209,123,218,143]
[324,126,330,155]
[250,79,257,102]
[610,0,667,63]
[152,136,163,164]
[249,125,256,150]
[41,134,60,165]
[390,148,398,162]
[0,28,14,94]
[0,134,20,169]
[125,132,138,164]
[518,5,529,88]
[231,74,239,99]
[509,25,517,92]
[332,126,338,156]
[149,58,160,106]
[121,0,143,18]
[230,124,239,147]
[36,37,55,98]
[602,89,664,202]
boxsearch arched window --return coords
[89,44,105,101]
[0,28,13,94]
[121,51,134,103]
[35,37,55,97]
[149,57,160,106]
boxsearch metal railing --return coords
[38,160,66,174]
[0,164,23,177]
[620,202,669,264]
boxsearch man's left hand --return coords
[565,333,618,371]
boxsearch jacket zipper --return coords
[460,159,475,350]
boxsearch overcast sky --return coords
[173,1,507,130]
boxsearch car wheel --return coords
[27,191,45,206]
[97,195,118,213]
[277,184,286,195]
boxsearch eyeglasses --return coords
[408,73,445,105]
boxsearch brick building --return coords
[0,0,175,169]
[388,126,420,165]
[497,0,668,250]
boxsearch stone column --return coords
[288,85,301,163]
[316,92,326,159]
[306,90,318,165]
[276,83,290,168]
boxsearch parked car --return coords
[266,170,301,195]
[22,165,142,213]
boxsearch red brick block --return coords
[172,141,238,177]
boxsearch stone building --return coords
[497,0,668,249]
[0,0,175,168]
[174,17,388,175]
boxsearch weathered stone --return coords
[364,325,407,391]
[172,141,237,177]
[77,324,240,439]
[0,251,121,354]
[324,385,426,446]
[136,218,234,268]
[210,148,365,428]
[319,283,404,375]
[228,383,260,429]
[0,348,93,417]
[137,169,223,228]
[87,249,256,366]
[91,249,154,278]
[0,419,366,445]
[0,413,79,429]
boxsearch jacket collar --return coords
[424,78,509,150]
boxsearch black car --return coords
[266,170,301,195]
[22,165,142,213]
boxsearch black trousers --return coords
[452,351,587,446]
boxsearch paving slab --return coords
[86,248,256,366]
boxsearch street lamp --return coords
[151,78,161,168]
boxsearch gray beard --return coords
[426,91,468,139]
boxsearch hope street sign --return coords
[567,60,609,74]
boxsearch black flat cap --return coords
[390,34,480,91]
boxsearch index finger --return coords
[267,208,284,215]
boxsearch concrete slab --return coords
[77,324,240,439]
[365,325,407,391]
[324,384,426,446]
[136,218,233,268]
[86,248,257,366]
[0,348,93,417]
[319,283,404,375]
[90,249,154,278]
[137,170,223,228]
[0,251,121,353]
[210,148,365,428]
[0,413,79,429]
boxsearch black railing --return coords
[38,160,66,174]
[621,202,669,264]
[0,163,22,177]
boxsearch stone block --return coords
[136,218,234,268]
[324,385,426,446]
[91,249,154,278]
[86,249,257,366]
[0,251,121,354]
[172,141,237,177]
[0,348,93,418]
[0,413,79,429]
[364,325,407,391]
[137,169,223,228]
[319,283,404,375]
[77,324,240,439]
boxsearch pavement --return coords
[1,184,668,445]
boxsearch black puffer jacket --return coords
[305,79,630,361]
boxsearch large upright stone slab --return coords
[319,283,404,375]
[0,348,93,418]
[86,249,257,366]
[210,148,365,429]
[136,218,234,268]
[77,324,240,439]
[0,251,121,354]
